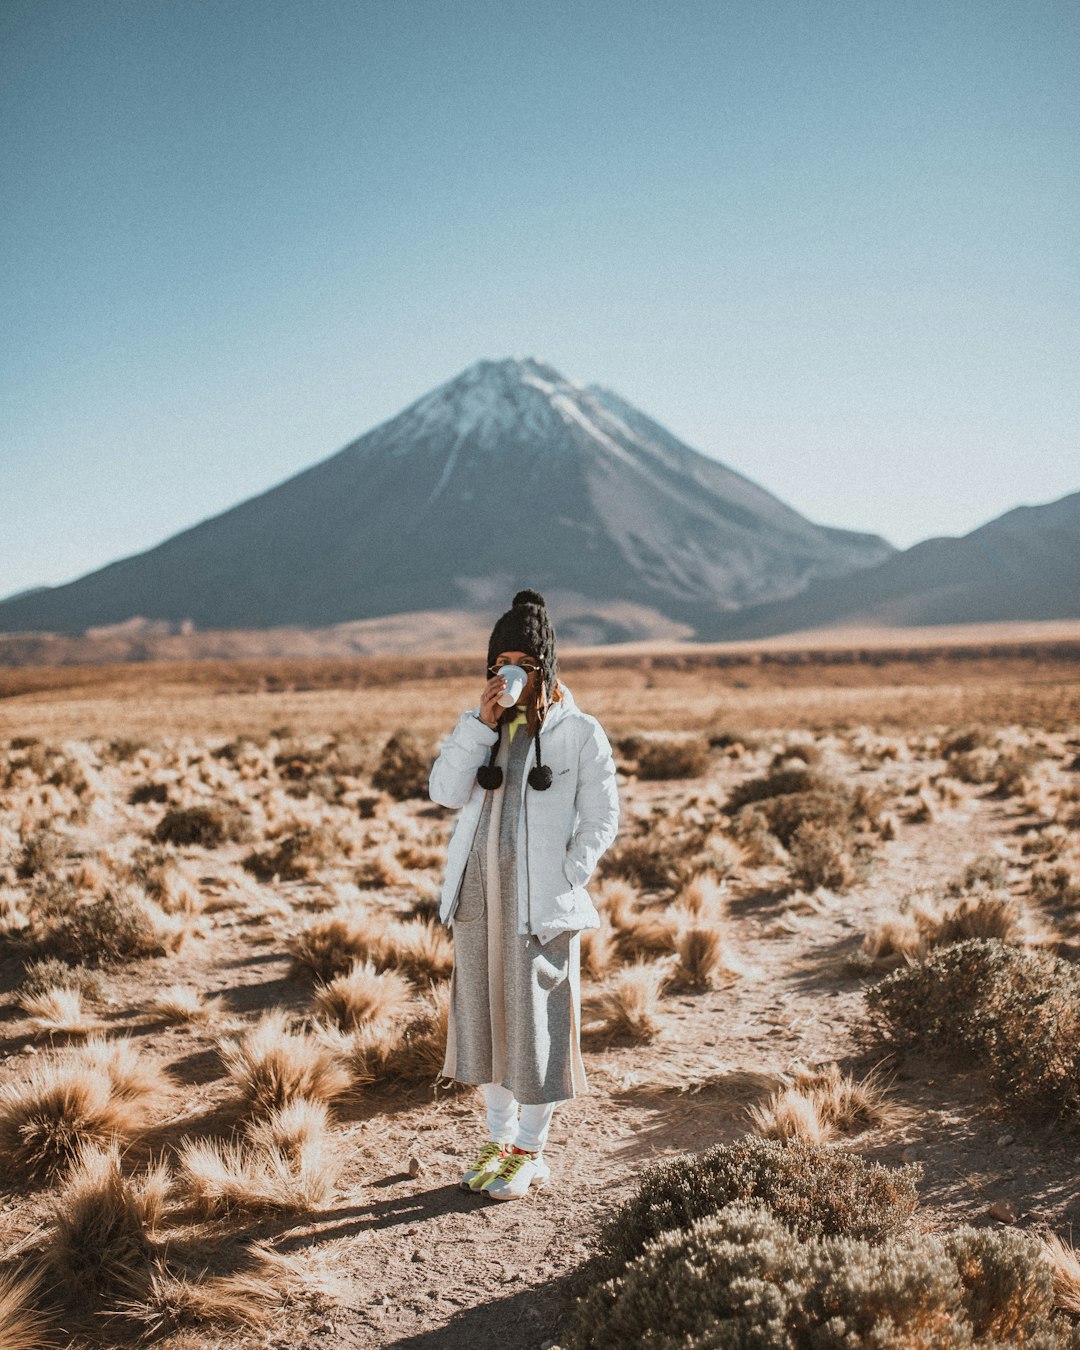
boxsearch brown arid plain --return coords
[2,624,1080,1349]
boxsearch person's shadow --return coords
[271,1175,481,1247]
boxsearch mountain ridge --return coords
[706,488,1080,638]
[0,356,893,638]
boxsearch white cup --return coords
[495,663,529,707]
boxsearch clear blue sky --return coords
[2,0,1077,597]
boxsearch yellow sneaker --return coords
[459,1139,512,1191]
[482,1146,551,1200]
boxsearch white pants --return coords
[482,1082,558,1153]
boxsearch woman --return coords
[429,589,619,1200]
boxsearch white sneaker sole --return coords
[484,1166,551,1200]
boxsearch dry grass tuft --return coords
[129,847,205,914]
[131,1157,173,1232]
[355,843,409,888]
[244,1097,330,1163]
[80,1034,174,1106]
[864,886,1033,968]
[595,877,640,931]
[349,981,452,1087]
[313,958,413,1030]
[0,1058,124,1182]
[19,956,104,1001]
[749,1063,896,1143]
[176,1105,339,1218]
[218,1008,353,1114]
[379,917,454,982]
[676,870,728,922]
[634,737,711,780]
[372,730,432,800]
[27,874,195,965]
[20,984,103,1037]
[0,1038,168,1182]
[586,961,669,1042]
[580,914,618,980]
[47,1141,152,1312]
[1043,1232,1080,1315]
[120,1241,314,1337]
[395,980,452,1084]
[671,923,746,991]
[607,894,681,960]
[145,984,224,1024]
[747,1084,829,1144]
[288,908,385,980]
[0,1267,50,1350]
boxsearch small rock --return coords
[541,1342,562,1350]
[411,1249,424,1263]
[996,1133,1015,1148]
[901,1147,919,1164]
[408,1155,424,1177]
[989,1199,1019,1223]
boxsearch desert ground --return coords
[2,636,1080,1347]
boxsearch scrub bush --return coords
[242,823,341,881]
[565,1205,1078,1350]
[787,819,857,891]
[16,827,65,879]
[25,879,185,965]
[865,939,1080,1112]
[635,737,710,780]
[372,730,431,801]
[154,803,252,848]
[590,1133,919,1280]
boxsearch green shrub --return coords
[865,939,1080,1112]
[635,738,711,780]
[372,730,431,801]
[590,1134,919,1280]
[565,1206,1076,1350]
[153,804,251,847]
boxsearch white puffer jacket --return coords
[429,682,620,938]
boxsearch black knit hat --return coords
[477,588,557,793]
[486,588,558,702]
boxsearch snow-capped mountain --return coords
[0,357,894,639]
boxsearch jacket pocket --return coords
[453,848,487,925]
[533,930,572,991]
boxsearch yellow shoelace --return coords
[495,1150,535,1180]
[470,1142,505,1170]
